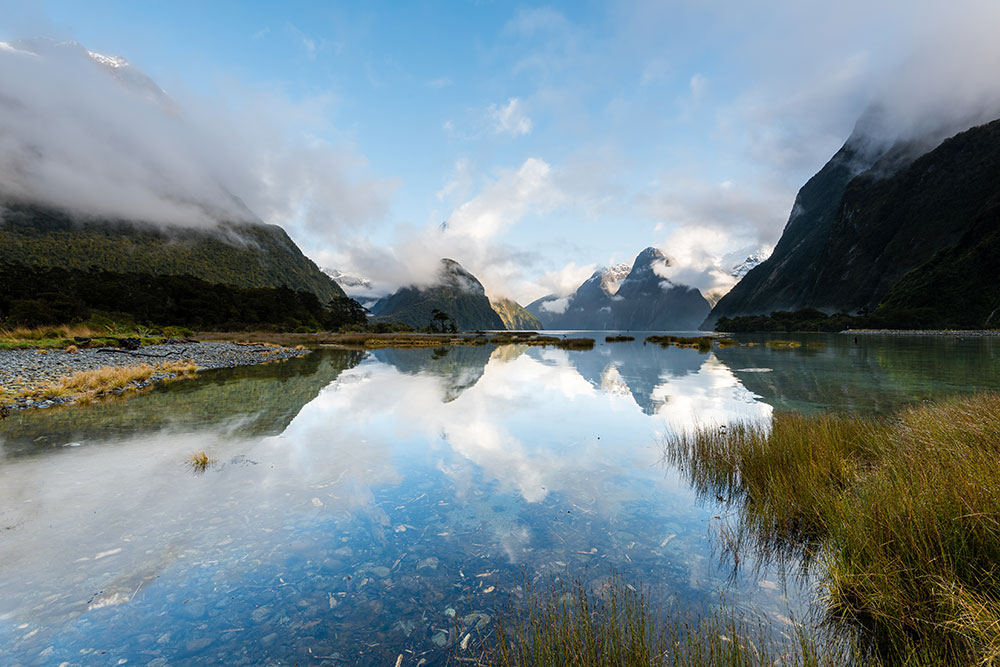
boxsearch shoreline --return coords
[0,341,309,414]
[841,329,1000,336]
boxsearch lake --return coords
[1,333,998,665]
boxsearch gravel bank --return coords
[0,341,309,412]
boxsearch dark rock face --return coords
[527,248,711,331]
[704,114,1000,330]
[370,259,505,331]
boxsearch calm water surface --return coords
[1,333,998,665]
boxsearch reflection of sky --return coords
[0,343,783,665]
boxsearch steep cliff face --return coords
[370,259,505,331]
[489,297,542,330]
[527,248,710,330]
[704,115,1000,330]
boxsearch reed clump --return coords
[606,335,635,343]
[765,339,802,349]
[664,393,1000,664]
[645,335,716,352]
[481,577,849,666]
[187,450,213,472]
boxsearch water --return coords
[1,334,997,665]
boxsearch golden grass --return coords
[765,339,802,348]
[65,344,78,353]
[187,450,213,471]
[24,360,199,403]
[664,393,1000,664]
[481,576,853,666]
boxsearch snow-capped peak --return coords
[601,262,633,295]
[88,50,129,69]
[728,250,770,279]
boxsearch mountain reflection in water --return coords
[1,334,997,665]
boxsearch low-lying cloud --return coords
[0,38,391,237]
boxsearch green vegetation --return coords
[490,296,543,331]
[605,335,635,342]
[664,394,1000,664]
[716,309,862,333]
[0,262,367,331]
[0,203,345,302]
[480,577,849,666]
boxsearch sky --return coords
[3,0,1000,304]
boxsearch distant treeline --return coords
[713,307,995,332]
[0,262,368,331]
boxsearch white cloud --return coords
[327,157,562,301]
[539,297,570,314]
[427,77,452,89]
[488,97,533,136]
[534,261,598,298]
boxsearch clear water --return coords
[1,333,997,665]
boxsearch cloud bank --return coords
[0,38,391,237]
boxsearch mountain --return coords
[0,38,347,307]
[705,115,1000,330]
[728,251,769,281]
[527,247,711,330]
[0,202,346,304]
[370,259,505,331]
[490,297,542,330]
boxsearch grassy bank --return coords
[0,324,194,350]
[664,394,1000,664]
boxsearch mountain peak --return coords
[634,247,667,265]
[438,258,486,294]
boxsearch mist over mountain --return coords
[528,248,710,331]
[370,259,505,331]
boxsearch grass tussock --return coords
[606,335,636,343]
[187,450,213,472]
[764,339,802,349]
[480,577,850,666]
[664,393,1000,664]
[645,335,737,352]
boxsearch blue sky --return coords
[4,1,1000,302]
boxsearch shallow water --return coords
[1,333,997,665]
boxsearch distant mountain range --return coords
[705,111,1000,330]
[527,247,710,331]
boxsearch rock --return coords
[185,601,206,619]
[185,637,214,652]
[416,557,439,571]
[431,632,448,647]
[462,612,491,631]
[250,606,271,623]
[369,566,391,578]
